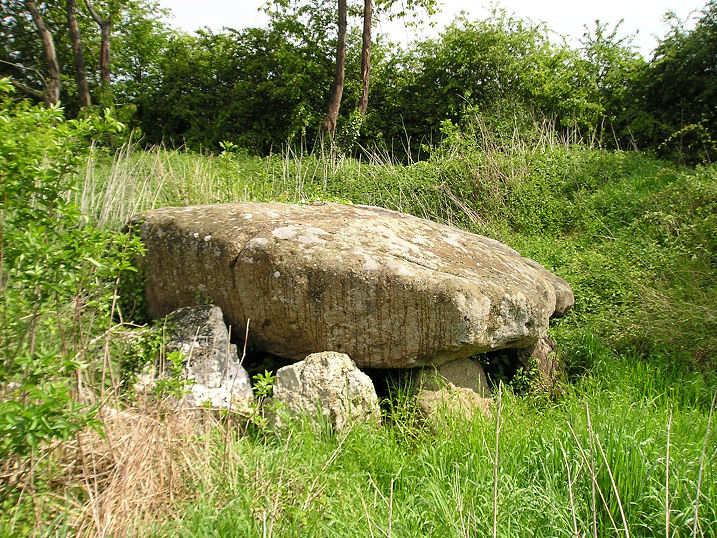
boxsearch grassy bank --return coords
[3,132,716,535]
[79,138,716,370]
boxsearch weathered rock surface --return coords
[415,357,491,397]
[416,383,491,424]
[136,305,253,411]
[271,351,380,430]
[132,202,573,368]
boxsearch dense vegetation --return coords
[1,0,716,536]
[2,1,716,161]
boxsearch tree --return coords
[357,0,436,116]
[358,0,371,115]
[578,20,645,148]
[84,0,118,90]
[66,0,90,107]
[322,0,347,134]
[110,0,170,96]
[2,0,169,115]
[24,0,60,104]
[321,0,438,135]
[640,1,717,160]
[134,17,339,151]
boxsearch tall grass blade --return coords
[492,382,502,538]
[693,391,716,538]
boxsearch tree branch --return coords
[9,79,44,99]
[83,0,104,26]
[0,59,47,86]
[25,0,61,104]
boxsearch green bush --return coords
[0,79,143,461]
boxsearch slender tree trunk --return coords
[358,0,372,115]
[98,22,111,85]
[67,0,91,107]
[322,0,347,135]
[25,0,61,105]
[84,0,112,87]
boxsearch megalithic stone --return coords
[131,202,573,369]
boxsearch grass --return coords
[131,358,715,537]
[6,358,714,537]
[4,128,716,536]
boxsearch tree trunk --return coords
[99,22,111,86]
[359,0,372,115]
[25,0,61,105]
[322,0,347,135]
[67,0,91,107]
[84,0,112,87]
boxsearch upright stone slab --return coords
[415,357,491,397]
[132,202,573,368]
[416,383,492,426]
[519,336,561,391]
[271,351,380,430]
[136,305,254,411]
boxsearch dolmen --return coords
[130,202,573,422]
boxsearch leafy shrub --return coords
[152,350,193,399]
[119,323,165,388]
[252,370,276,401]
[0,79,143,461]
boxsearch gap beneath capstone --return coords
[228,317,528,397]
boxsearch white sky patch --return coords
[158,0,705,58]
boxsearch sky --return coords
[157,0,706,58]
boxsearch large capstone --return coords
[132,202,573,369]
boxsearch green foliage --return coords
[119,321,196,400]
[120,323,163,385]
[5,94,717,534]
[152,350,192,399]
[218,140,241,158]
[155,352,715,537]
[639,1,717,162]
[0,0,170,113]
[110,1,172,101]
[509,360,541,394]
[252,370,276,401]
[246,370,275,430]
[3,1,717,531]
[0,0,67,98]
[333,108,364,154]
[0,80,143,461]
[368,12,563,152]
[116,253,148,324]
[657,122,716,164]
[380,375,424,445]
[83,115,717,373]
[0,354,100,459]
[576,20,647,145]
[3,0,716,162]
[93,4,636,156]
[134,3,350,152]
